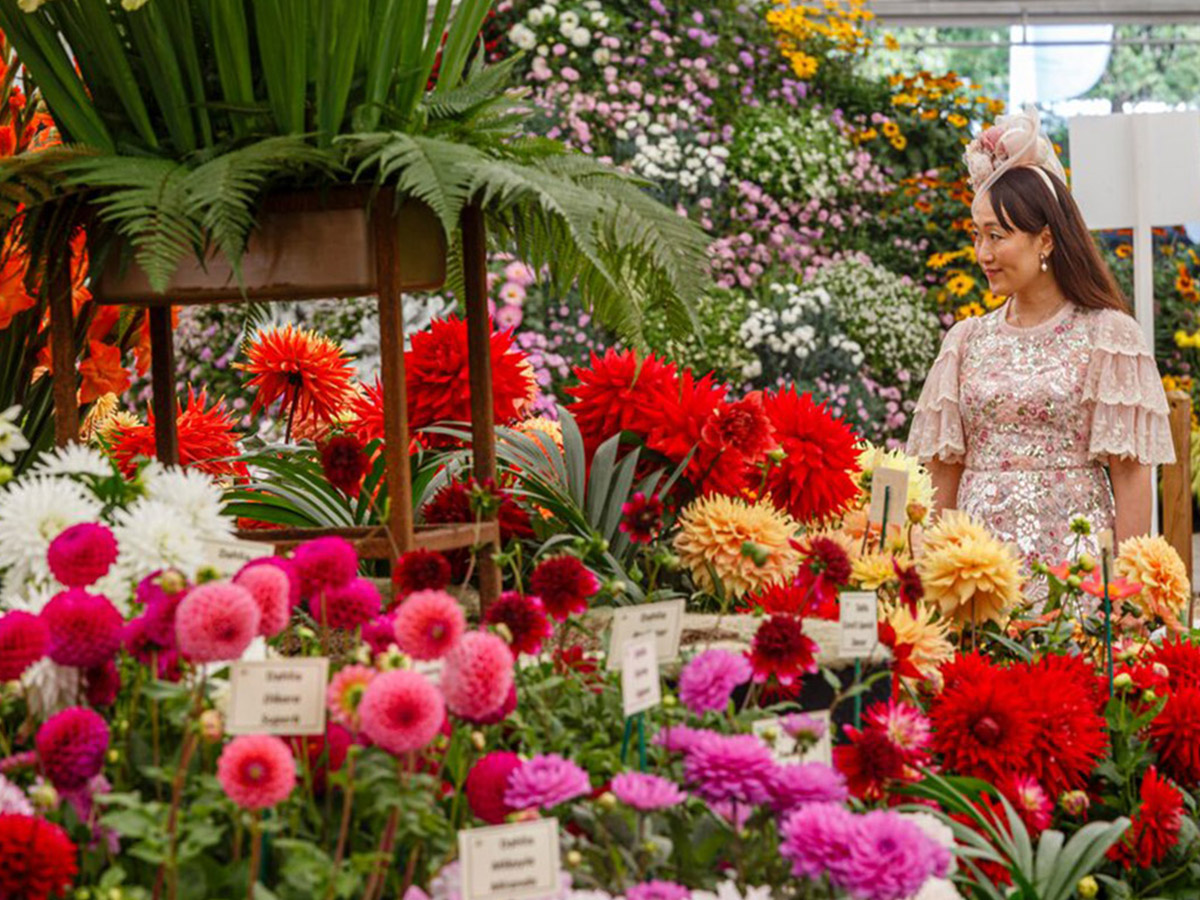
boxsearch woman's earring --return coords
[1040,253,1049,272]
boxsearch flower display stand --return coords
[49,186,502,606]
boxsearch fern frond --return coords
[422,54,524,122]
[0,146,90,232]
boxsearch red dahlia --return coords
[700,392,776,460]
[1108,766,1183,869]
[1149,686,1200,787]
[790,536,852,619]
[1149,638,1200,693]
[0,611,48,681]
[644,369,728,492]
[110,388,244,478]
[238,325,356,427]
[393,549,453,598]
[567,349,679,452]
[422,478,534,579]
[893,558,924,614]
[834,724,908,801]
[0,814,78,900]
[762,387,860,524]
[348,379,386,444]
[529,555,600,622]
[320,435,369,497]
[619,492,664,545]
[747,616,818,687]
[929,655,1037,782]
[485,591,554,655]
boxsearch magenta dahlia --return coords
[41,589,123,669]
[309,577,380,631]
[466,751,523,824]
[35,707,109,792]
[0,611,49,681]
[46,523,118,588]
[529,555,600,621]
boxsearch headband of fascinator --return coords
[963,105,1067,199]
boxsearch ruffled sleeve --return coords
[1085,309,1176,465]
[906,317,976,465]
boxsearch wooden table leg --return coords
[148,305,180,465]
[48,255,79,446]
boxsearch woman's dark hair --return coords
[986,166,1130,314]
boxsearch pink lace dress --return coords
[907,301,1175,568]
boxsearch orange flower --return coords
[78,340,130,404]
[1115,244,1133,259]
[109,388,244,478]
[1078,570,1142,601]
[0,244,36,330]
[237,325,356,428]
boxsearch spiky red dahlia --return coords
[746,616,818,687]
[567,349,679,451]
[834,724,908,801]
[110,388,244,478]
[1149,638,1200,693]
[700,392,776,460]
[238,325,356,426]
[789,535,852,619]
[348,379,386,444]
[1149,687,1200,787]
[1108,766,1183,869]
[762,387,860,524]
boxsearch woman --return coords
[907,108,1175,568]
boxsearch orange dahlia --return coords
[109,388,244,478]
[237,325,356,432]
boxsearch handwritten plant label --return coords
[203,537,273,575]
[415,658,444,685]
[839,591,879,659]
[752,710,833,766]
[458,818,561,900]
[606,598,685,671]
[868,466,909,527]
[1098,528,1115,556]
[228,658,329,735]
[621,636,662,717]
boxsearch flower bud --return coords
[1077,553,1096,572]
[199,709,224,743]
[1143,689,1158,704]
[492,622,514,645]
[30,780,59,812]
[471,731,486,751]
[606,580,627,596]
[1076,875,1098,899]
[159,569,188,594]
[766,447,786,463]
[1113,672,1134,691]
[1153,662,1169,679]
[0,465,13,487]
[1067,575,1082,589]
[106,749,120,764]
[906,501,928,524]
[1060,790,1090,817]
[566,850,583,868]
[596,792,617,811]
[662,693,677,708]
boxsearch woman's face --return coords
[971,192,1051,297]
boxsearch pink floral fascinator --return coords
[963,105,1067,199]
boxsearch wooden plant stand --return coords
[49,186,501,608]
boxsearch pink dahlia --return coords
[393,549,453,598]
[361,613,397,654]
[309,577,380,631]
[35,707,109,792]
[393,590,465,660]
[239,556,301,610]
[683,733,776,806]
[678,648,752,715]
[441,631,515,720]
[611,772,687,811]
[233,563,291,637]
[780,802,858,880]
[292,536,358,597]
[0,611,49,681]
[505,754,591,810]
[216,734,297,809]
[41,589,123,669]
[652,725,709,755]
[485,591,554,656]
[326,664,376,731]
[46,523,118,588]
[768,763,849,812]
[529,555,599,621]
[626,882,691,900]
[466,751,523,824]
[358,669,446,755]
[465,681,518,726]
[174,581,261,663]
[134,572,187,648]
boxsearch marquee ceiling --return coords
[869,1,1200,27]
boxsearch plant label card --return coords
[415,658,444,685]
[606,599,685,671]
[868,467,908,527]
[203,536,273,575]
[752,711,833,766]
[1099,528,1115,556]
[839,591,879,659]
[228,658,329,736]
[458,818,561,900]
[621,637,661,718]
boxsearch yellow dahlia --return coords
[852,552,896,590]
[1116,535,1190,625]
[917,514,1023,625]
[98,409,142,443]
[514,416,564,450]
[674,494,800,598]
[81,392,120,441]
[855,442,935,522]
[881,600,954,678]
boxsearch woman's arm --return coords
[927,459,965,518]
[1109,456,1152,544]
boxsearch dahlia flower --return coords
[829,809,951,900]
[174,581,261,663]
[918,513,1022,625]
[674,494,800,598]
[35,706,109,791]
[441,631,515,720]
[0,476,100,588]
[319,435,369,497]
[232,563,291,637]
[326,664,376,731]
[309,577,380,631]
[768,763,849,811]
[393,590,465,660]
[292,536,358,597]
[747,616,819,687]
[358,669,446,755]
[568,349,679,451]
[41,589,123,669]
[46,523,118,588]
[0,814,78,900]
[504,754,591,810]
[683,733,776,805]
[1004,775,1052,834]
[465,751,522,824]
[879,600,954,679]
[109,388,244,478]
[216,734,297,809]
[679,648,752,715]
[485,591,553,655]
[652,724,709,755]
[779,802,856,880]
[0,611,48,681]
[611,772,687,811]
[0,775,32,815]
[1116,535,1190,626]
[1108,766,1183,869]
[620,492,665,545]
[529,555,600,621]
[1016,653,1108,796]
[238,325,356,427]
[1149,686,1200,786]
[393,549,452,597]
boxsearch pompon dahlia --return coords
[1149,638,1200,692]
[466,751,523,824]
[612,772,687,811]
[679,648,752,715]
[41,589,123,669]
[232,563,291,638]
[485,591,553,656]
[239,556,301,610]
[620,492,664,545]
[422,478,534,579]
[768,763,849,812]
[109,388,244,478]
[406,316,537,433]
[674,494,800,598]
[929,655,1037,782]
[1149,687,1200,786]
[393,549,452,598]
[361,613,397,653]
[504,754,591,810]
[326,664,376,731]
[1016,653,1109,796]
[626,882,690,900]
[46,523,118,588]
[174,581,260,663]
[393,590,465,660]
[442,631,515,720]
[762,387,860,524]
[319,435,369,498]
[358,669,446,755]
[1116,535,1190,627]
[1108,766,1183,869]
[747,616,819,687]
[0,814,78,900]
[309,577,380,631]
[683,732,776,805]
[779,802,856,880]
[292,537,358,597]
[216,735,297,809]
[238,325,356,426]
[35,706,109,791]
[0,611,48,681]
[567,348,679,451]
[918,513,1022,626]
[529,555,599,621]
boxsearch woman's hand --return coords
[927,459,965,518]
[1109,456,1152,544]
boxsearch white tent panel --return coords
[871,1,1200,26]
